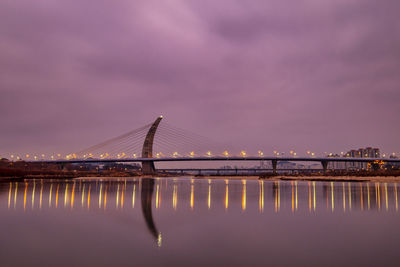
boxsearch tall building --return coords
[345,147,380,170]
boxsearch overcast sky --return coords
[1,0,399,158]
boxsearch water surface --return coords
[1,177,399,266]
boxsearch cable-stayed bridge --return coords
[32,116,400,175]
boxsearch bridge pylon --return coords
[141,116,163,175]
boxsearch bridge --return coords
[30,116,400,175]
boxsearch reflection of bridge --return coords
[31,117,400,175]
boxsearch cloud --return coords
[0,0,399,157]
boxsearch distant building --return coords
[344,147,380,170]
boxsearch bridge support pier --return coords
[321,160,329,174]
[141,116,163,175]
[272,160,277,175]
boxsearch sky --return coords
[1,0,400,159]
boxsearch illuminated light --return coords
[274,182,278,212]
[278,181,280,211]
[116,184,120,209]
[208,179,211,209]
[121,185,124,209]
[291,182,294,213]
[71,182,76,209]
[173,184,178,211]
[32,181,36,210]
[10,155,14,159]
[157,233,162,247]
[64,184,69,208]
[156,184,160,209]
[360,184,363,211]
[311,152,315,156]
[308,182,311,212]
[240,150,247,157]
[172,152,179,158]
[24,182,28,211]
[190,183,194,210]
[385,183,388,211]
[133,154,137,158]
[132,184,136,208]
[159,115,163,118]
[295,181,298,211]
[259,180,264,213]
[331,182,334,212]
[223,150,229,157]
[8,182,12,209]
[39,182,43,210]
[367,183,370,210]
[258,150,264,157]
[104,185,108,210]
[348,183,352,211]
[87,185,91,210]
[242,180,246,211]
[313,181,316,212]
[56,184,59,208]
[34,156,38,160]
[225,180,229,211]
[99,184,103,209]
[14,182,18,209]
[81,184,85,208]
[206,151,212,157]
[394,183,398,212]
[189,151,195,157]
[343,183,346,212]
[376,183,380,210]
[26,154,30,158]
[294,152,297,156]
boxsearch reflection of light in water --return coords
[274,182,277,213]
[342,183,346,212]
[376,183,380,210]
[56,184,59,208]
[71,182,75,209]
[367,183,370,210]
[313,182,316,212]
[81,184,85,208]
[87,185,91,210]
[348,183,352,211]
[32,181,36,210]
[295,181,298,211]
[259,180,264,213]
[14,182,18,209]
[360,184,363,211]
[291,182,294,213]
[173,184,178,211]
[385,183,388,211]
[308,182,311,212]
[49,184,53,208]
[99,184,103,209]
[208,180,211,210]
[121,185,124,209]
[157,233,162,247]
[190,182,194,210]
[331,182,334,212]
[156,184,160,209]
[104,185,108,210]
[242,180,246,211]
[116,184,120,209]
[132,184,136,208]
[64,184,68,208]
[40,182,43,210]
[24,182,27,211]
[225,180,229,211]
[395,183,398,211]
[8,182,12,209]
